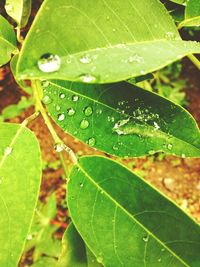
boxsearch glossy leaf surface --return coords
[43,80,200,157]
[68,156,200,267]
[17,0,200,83]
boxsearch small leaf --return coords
[68,156,200,267]
[57,223,102,267]
[0,15,17,66]
[0,122,42,266]
[5,0,31,28]
[43,80,200,157]
[180,0,200,28]
[17,0,200,83]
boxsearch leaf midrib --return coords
[49,81,200,152]
[72,160,188,266]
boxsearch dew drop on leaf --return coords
[167,144,173,150]
[42,95,52,105]
[80,119,89,129]
[79,74,97,83]
[87,137,96,147]
[142,235,149,242]
[67,108,75,116]
[4,146,13,156]
[113,145,119,151]
[59,93,66,99]
[165,32,176,40]
[148,150,155,155]
[128,54,144,63]
[41,80,50,87]
[158,258,162,262]
[79,55,92,64]
[57,114,65,121]
[96,256,103,264]
[84,106,93,116]
[80,183,84,188]
[55,105,61,111]
[37,53,61,73]
[72,95,79,102]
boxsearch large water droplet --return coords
[87,137,96,147]
[67,108,75,116]
[79,74,97,83]
[84,106,93,116]
[42,95,52,105]
[37,53,61,73]
[72,95,79,102]
[80,119,89,129]
[79,55,92,64]
[57,113,65,121]
[4,147,13,156]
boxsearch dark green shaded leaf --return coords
[43,80,200,157]
[68,156,200,267]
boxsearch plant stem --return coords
[32,80,77,177]
[187,54,200,70]
[22,111,40,126]
[16,27,23,44]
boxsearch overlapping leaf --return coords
[0,122,42,267]
[0,15,17,66]
[68,156,200,267]
[5,0,31,27]
[43,80,200,157]
[17,0,200,83]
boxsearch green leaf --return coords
[169,0,186,5]
[179,0,200,28]
[5,0,32,27]
[0,122,42,266]
[10,54,32,94]
[68,156,200,267]
[0,15,17,66]
[57,223,102,267]
[32,257,57,267]
[17,0,200,83]
[43,80,200,157]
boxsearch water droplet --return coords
[41,80,50,87]
[113,145,119,151]
[80,119,89,129]
[161,248,165,252]
[42,95,52,105]
[57,113,65,121]
[84,106,93,116]
[96,256,103,264]
[80,183,84,188]
[140,70,145,75]
[143,235,149,242]
[55,105,61,111]
[87,137,96,147]
[153,122,160,130]
[4,147,12,156]
[67,108,75,116]
[128,54,144,63]
[27,234,33,240]
[79,54,92,64]
[165,32,176,40]
[158,258,162,262]
[148,150,155,155]
[79,74,97,83]
[37,53,61,73]
[72,95,79,102]
[113,118,130,135]
[54,143,66,152]
[59,93,65,99]
[167,144,173,150]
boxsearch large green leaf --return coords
[0,122,42,266]
[5,0,32,27]
[57,223,102,267]
[43,80,200,157]
[0,15,17,66]
[17,0,200,83]
[68,156,200,267]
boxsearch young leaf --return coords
[169,0,186,5]
[0,122,42,266]
[17,0,200,83]
[0,15,17,66]
[68,156,200,267]
[5,0,32,28]
[43,80,200,157]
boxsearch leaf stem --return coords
[187,54,200,70]
[32,80,77,177]
[21,111,40,126]
[16,27,23,44]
